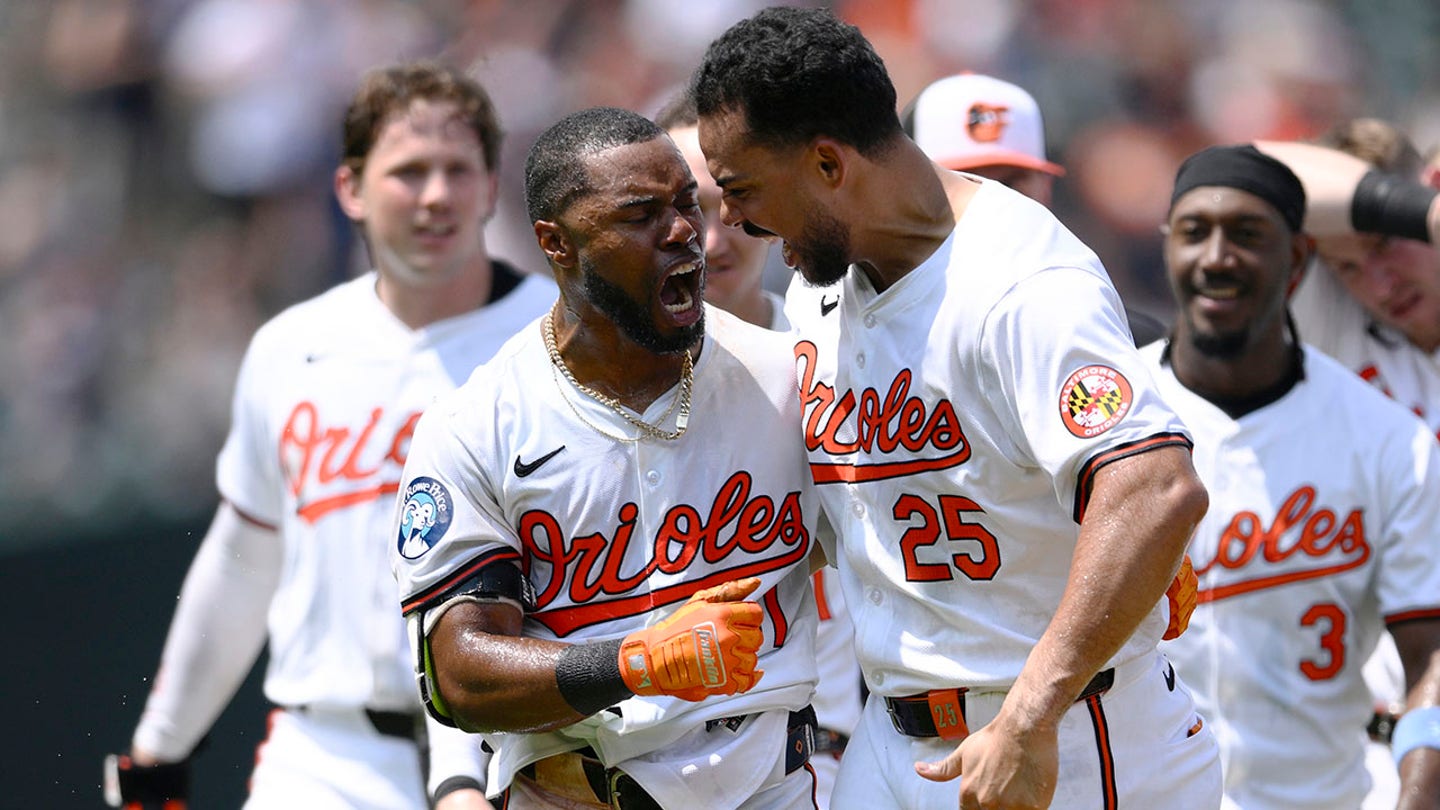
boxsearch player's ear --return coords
[1286,234,1316,298]
[812,138,847,189]
[534,220,575,270]
[335,165,365,221]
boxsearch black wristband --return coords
[555,638,629,716]
[1352,170,1437,243]
[430,775,484,807]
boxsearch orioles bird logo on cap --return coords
[966,103,1009,143]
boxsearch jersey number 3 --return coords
[895,494,1001,582]
[1299,602,1346,681]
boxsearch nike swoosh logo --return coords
[514,445,565,478]
[1163,661,1176,692]
[820,296,839,316]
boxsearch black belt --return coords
[519,706,816,810]
[885,668,1115,738]
[284,705,422,742]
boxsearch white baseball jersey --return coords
[220,267,555,712]
[1147,342,1440,810]
[768,285,861,810]
[1290,256,1440,807]
[1291,261,1440,441]
[783,178,1191,697]
[392,306,822,809]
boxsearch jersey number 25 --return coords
[895,494,1001,582]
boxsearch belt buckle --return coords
[926,688,970,740]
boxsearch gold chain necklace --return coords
[544,312,693,442]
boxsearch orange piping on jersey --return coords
[810,451,969,484]
[812,570,832,621]
[226,500,279,531]
[1072,433,1193,523]
[763,586,789,647]
[1385,607,1440,625]
[296,482,401,523]
[1197,556,1370,604]
[401,547,523,615]
[1084,694,1118,809]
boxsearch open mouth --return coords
[660,259,704,316]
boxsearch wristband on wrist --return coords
[431,775,484,805]
[1392,706,1440,766]
[555,639,629,717]
[1352,171,1438,243]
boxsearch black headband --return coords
[1170,144,1307,232]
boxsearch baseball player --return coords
[901,71,1167,346]
[1146,143,1440,809]
[657,92,864,810]
[693,8,1220,808]
[1256,129,1440,807]
[106,63,555,810]
[391,106,825,809]
[1266,121,1440,443]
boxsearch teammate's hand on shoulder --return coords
[915,710,1059,810]
[1162,554,1198,641]
[619,577,765,701]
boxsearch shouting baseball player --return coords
[106,62,555,809]
[693,8,1220,808]
[657,91,864,810]
[391,106,825,808]
[1147,143,1440,808]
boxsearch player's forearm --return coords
[1007,447,1207,727]
[429,601,610,734]
[1390,620,1440,807]
[132,503,279,760]
[1254,139,1440,244]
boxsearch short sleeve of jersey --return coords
[1373,420,1440,622]
[216,329,284,524]
[391,392,522,616]
[976,265,1191,517]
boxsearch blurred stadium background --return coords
[2,0,1436,806]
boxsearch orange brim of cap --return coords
[938,149,1065,177]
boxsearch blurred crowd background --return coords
[3,0,1439,551]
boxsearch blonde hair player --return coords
[104,62,556,810]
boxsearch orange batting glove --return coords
[619,577,765,701]
[1163,554,1198,640]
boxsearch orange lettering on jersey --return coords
[280,401,421,523]
[1192,484,1371,603]
[518,471,810,636]
[796,341,970,484]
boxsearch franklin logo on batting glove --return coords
[619,578,765,701]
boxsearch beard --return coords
[1186,318,1249,359]
[581,257,703,354]
[794,206,852,288]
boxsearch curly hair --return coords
[691,6,900,156]
[524,106,666,224]
[341,61,502,176]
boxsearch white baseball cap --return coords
[905,73,1065,176]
